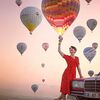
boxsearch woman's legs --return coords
[62,94,66,100]
[54,93,63,100]
[54,93,66,100]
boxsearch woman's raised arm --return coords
[58,35,64,57]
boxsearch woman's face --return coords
[69,47,76,55]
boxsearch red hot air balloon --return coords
[41,0,80,36]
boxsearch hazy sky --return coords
[0,0,100,98]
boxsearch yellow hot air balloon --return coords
[41,0,80,36]
[20,7,42,35]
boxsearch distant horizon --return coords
[0,83,60,98]
[0,94,54,100]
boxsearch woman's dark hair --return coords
[70,46,77,51]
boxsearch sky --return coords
[0,0,100,98]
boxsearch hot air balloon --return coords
[42,42,49,51]
[88,70,94,77]
[42,79,45,82]
[83,47,96,62]
[85,0,92,5]
[73,26,86,42]
[17,42,27,55]
[41,0,80,36]
[97,72,100,76]
[87,19,97,32]
[31,84,38,93]
[92,42,98,49]
[41,63,45,68]
[16,0,22,6]
[20,7,42,35]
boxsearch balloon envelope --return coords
[31,84,38,93]
[92,42,98,49]
[41,63,45,68]
[73,26,86,42]
[85,0,92,4]
[88,70,94,77]
[83,47,96,62]
[41,0,80,35]
[42,42,49,51]
[87,19,97,31]
[17,42,27,55]
[20,7,42,34]
[16,0,22,6]
[42,79,45,82]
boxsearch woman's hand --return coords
[58,35,63,43]
[58,35,64,57]
[80,75,83,78]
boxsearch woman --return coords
[55,36,83,100]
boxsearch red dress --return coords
[60,54,79,95]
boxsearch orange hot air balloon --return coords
[41,0,80,36]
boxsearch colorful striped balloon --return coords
[41,0,80,35]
